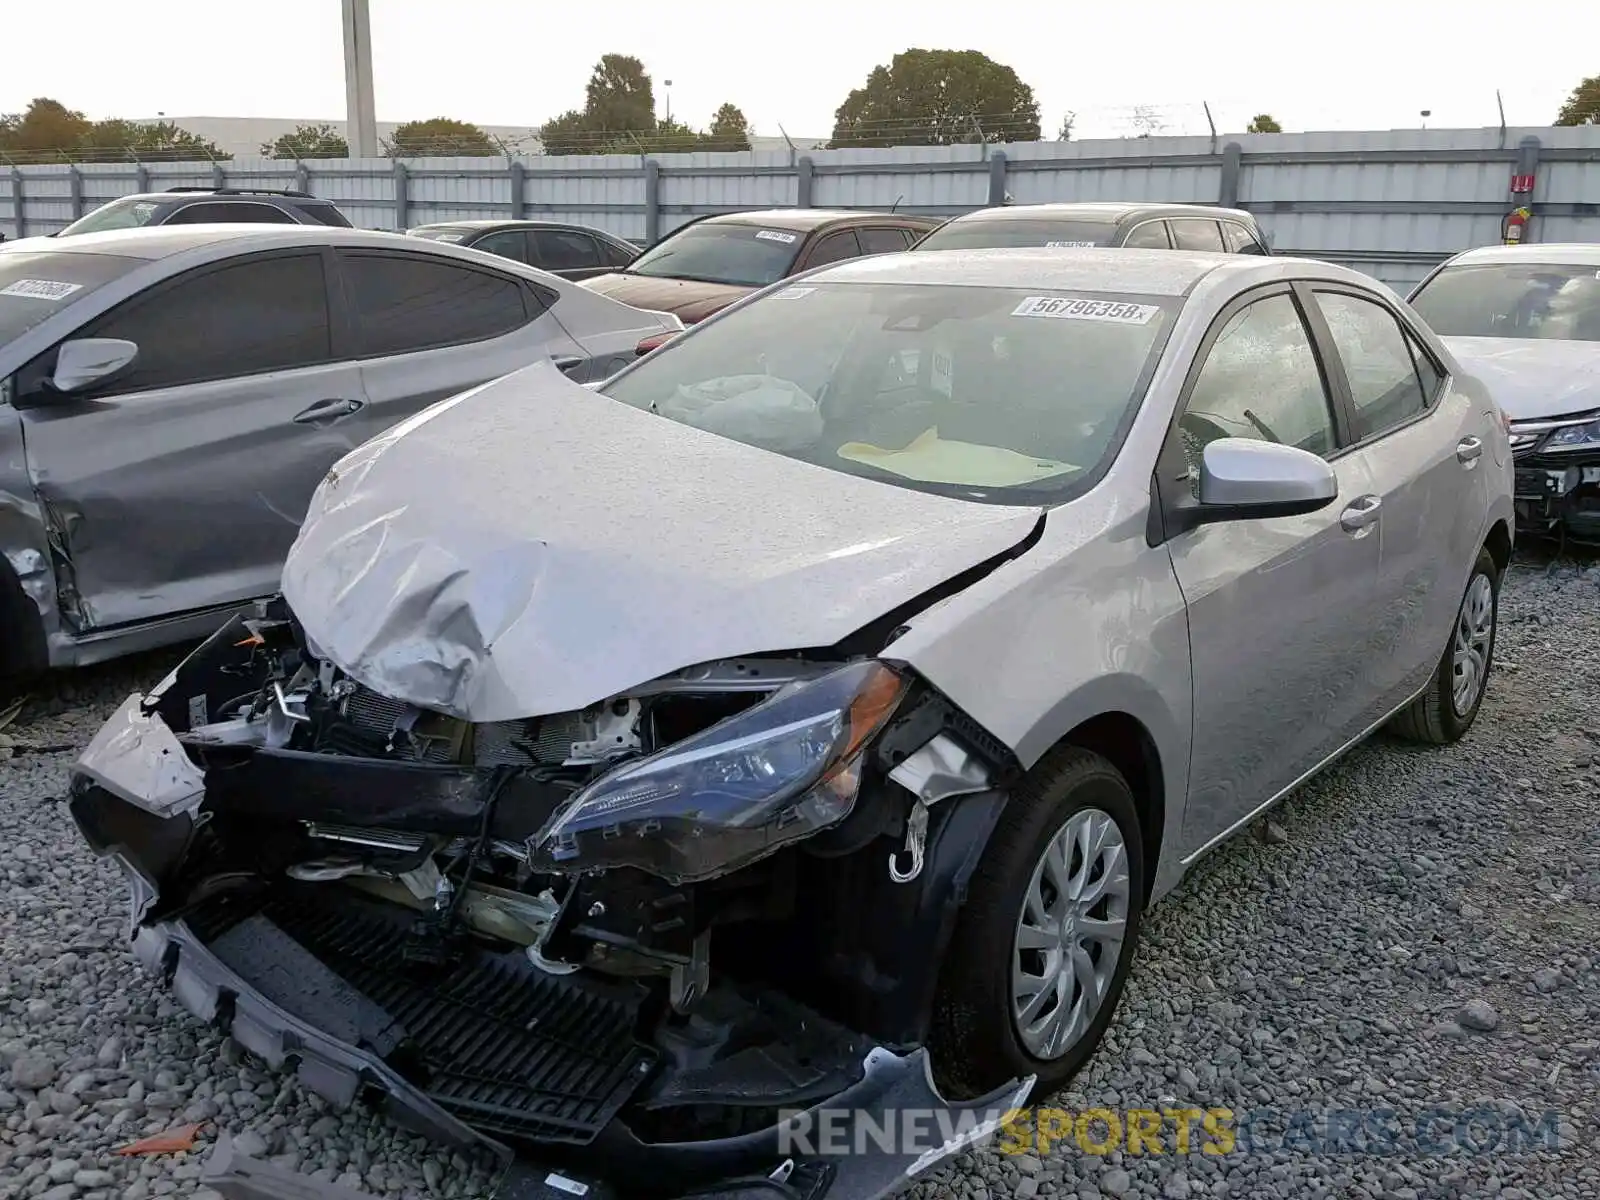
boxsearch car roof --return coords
[100,191,328,206]
[22,224,436,261]
[1443,243,1600,268]
[948,202,1255,224]
[701,208,936,231]
[413,219,619,233]
[802,246,1345,297]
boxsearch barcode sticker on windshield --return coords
[1045,240,1097,248]
[0,278,83,301]
[1010,295,1158,324]
[755,230,798,244]
[771,286,814,300]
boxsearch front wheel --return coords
[1388,547,1499,745]
[929,747,1146,1099]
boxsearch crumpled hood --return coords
[1443,336,1600,421]
[579,272,753,323]
[280,360,1042,722]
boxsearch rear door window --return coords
[532,229,603,272]
[1170,219,1227,252]
[859,228,913,255]
[339,252,529,357]
[77,253,333,392]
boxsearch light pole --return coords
[342,0,378,159]
[1419,108,1431,129]
[664,80,673,122]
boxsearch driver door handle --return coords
[1456,436,1484,465]
[292,397,364,424]
[1339,494,1382,533]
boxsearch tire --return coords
[1388,547,1499,745]
[0,564,48,697]
[929,746,1146,1099]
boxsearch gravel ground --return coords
[0,550,1596,1200]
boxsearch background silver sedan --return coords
[0,225,680,679]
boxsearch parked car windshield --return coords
[1410,262,1600,342]
[59,198,163,237]
[0,250,142,344]
[915,218,1118,251]
[625,223,804,288]
[601,280,1175,503]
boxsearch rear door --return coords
[1169,219,1227,253]
[336,248,590,425]
[797,230,863,271]
[1120,220,1172,249]
[468,229,533,265]
[15,248,367,628]
[1222,221,1270,255]
[858,227,915,256]
[1302,283,1485,713]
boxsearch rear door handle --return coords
[1339,494,1382,533]
[293,397,364,424]
[1456,436,1483,465]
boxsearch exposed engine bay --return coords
[70,598,1029,1197]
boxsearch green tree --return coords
[1246,113,1283,133]
[1057,112,1076,141]
[0,97,91,162]
[703,104,753,152]
[584,54,655,138]
[829,49,1041,148]
[538,109,595,157]
[261,123,349,159]
[385,117,497,158]
[0,99,227,162]
[1554,75,1600,125]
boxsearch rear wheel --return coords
[929,747,1145,1099]
[0,565,48,702]
[1388,547,1499,745]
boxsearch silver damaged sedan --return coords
[68,247,1514,1200]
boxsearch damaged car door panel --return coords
[65,253,1514,1200]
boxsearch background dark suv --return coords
[49,188,353,237]
[407,220,638,281]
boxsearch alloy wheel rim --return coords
[1011,806,1131,1060]
[1450,572,1495,717]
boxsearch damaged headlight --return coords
[1540,416,1600,453]
[531,660,907,883]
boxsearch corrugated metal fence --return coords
[5,126,1599,291]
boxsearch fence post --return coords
[135,164,150,193]
[987,151,1008,206]
[393,161,409,229]
[1514,135,1542,240]
[796,156,815,208]
[643,159,661,246]
[508,160,526,220]
[294,163,311,194]
[212,163,226,189]
[68,165,84,219]
[9,168,24,239]
[1218,142,1243,208]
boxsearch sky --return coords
[5,1,1598,141]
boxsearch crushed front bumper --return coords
[72,680,1033,1200]
[1512,453,1600,541]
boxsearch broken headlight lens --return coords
[1541,417,1600,453]
[530,660,907,884]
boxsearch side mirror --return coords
[1194,437,1337,522]
[49,337,139,394]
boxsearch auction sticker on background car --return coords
[1011,295,1160,323]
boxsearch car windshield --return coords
[0,250,142,344]
[409,227,471,243]
[60,198,163,237]
[601,280,1175,503]
[915,218,1118,252]
[1410,262,1600,342]
[625,223,804,288]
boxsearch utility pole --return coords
[342,0,378,159]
